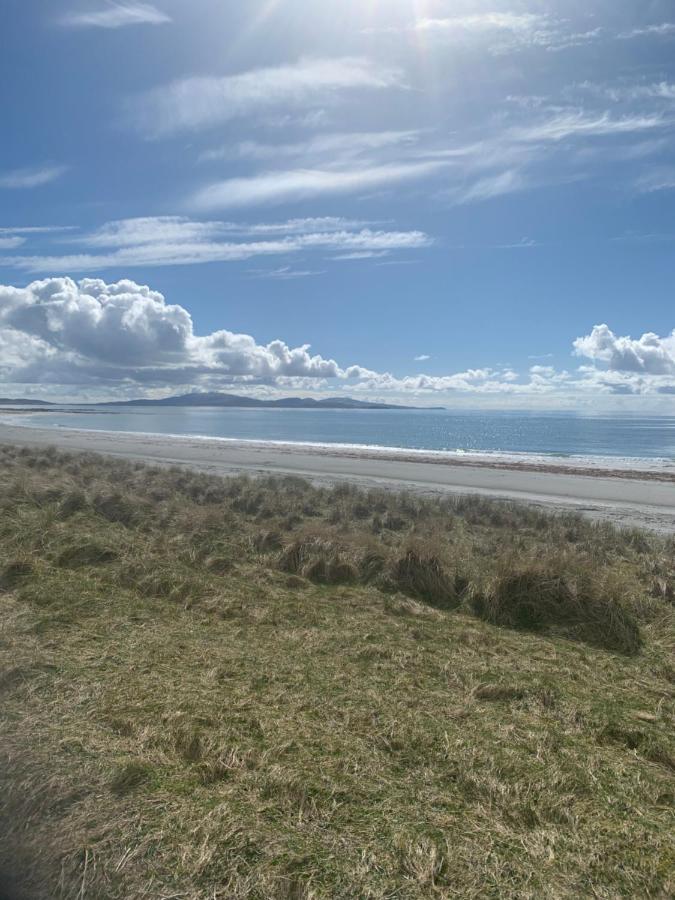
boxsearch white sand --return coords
[1,422,674,533]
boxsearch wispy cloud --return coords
[510,111,667,143]
[332,250,391,260]
[0,225,76,235]
[60,2,171,29]
[429,107,673,203]
[414,354,431,362]
[497,237,539,250]
[0,227,73,250]
[249,266,324,280]
[129,57,405,136]
[68,216,384,246]
[231,217,380,235]
[579,80,675,102]
[191,161,446,210]
[377,12,605,54]
[415,13,545,35]
[634,167,675,193]
[453,169,527,204]
[0,236,26,250]
[0,165,67,189]
[200,130,421,163]
[4,215,432,272]
[619,23,675,39]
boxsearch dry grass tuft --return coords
[109,761,153,796]
[0,559,34,591]
[56,542,118,568]
[390,549,458,609]
[472,568,642,654]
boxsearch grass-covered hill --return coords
[0,443,673,898]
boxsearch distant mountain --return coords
[0,398,54,405]
[1,392,445,410]
[98,392,436,410]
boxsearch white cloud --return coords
[454,169,527,204]
[408,13,604,54]
[201,130,421,163]
[415,13,545,35]
[498,237,538,249]
[332,250,391,260]
[80,216,230,248]
[236,217,378,235]
[0,236,26,250]
[414,354,431,362]
[249,266,324,280]
[635,167,675,193]
[0,166,67,189]
[130,57,405,136]
[511,111,667,143]
[620,23,675,39]
[73,215,380,245]
[0,226,75,235]
[431,107,673,205]
[1,279,672,402]
[4,216,432,272]
[584,81,675,102]
[0,277,342,386]
[574,324,675,375]
[191,161,446,210]
[60,3,170,29]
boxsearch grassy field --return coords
[0,443,673,899]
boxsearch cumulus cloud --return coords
[60,3,171,29]
[0,165,67,189]
[0,278,532,395]
[129,57,405,136]
[0,277,342,386]
[1,278,672,403]
[573,324,675,375]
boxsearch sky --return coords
[0,0,674,409]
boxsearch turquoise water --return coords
[8,406,675,466]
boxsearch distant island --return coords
[1,392,443,411]
[0,398,53,406]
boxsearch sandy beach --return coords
[1,421,674,533]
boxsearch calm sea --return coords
[6,406,675,469]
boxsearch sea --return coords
[3,406,675,473]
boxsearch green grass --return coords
[0,444,673,898]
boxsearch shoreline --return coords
[1,412,674,483]
[1,421,675,533]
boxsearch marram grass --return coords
[0,444,673,898]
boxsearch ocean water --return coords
[5,406,675,470]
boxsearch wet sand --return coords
[1,422,674,533]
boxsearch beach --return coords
[2,421,674,533]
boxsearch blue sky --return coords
[1,0,674,407]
